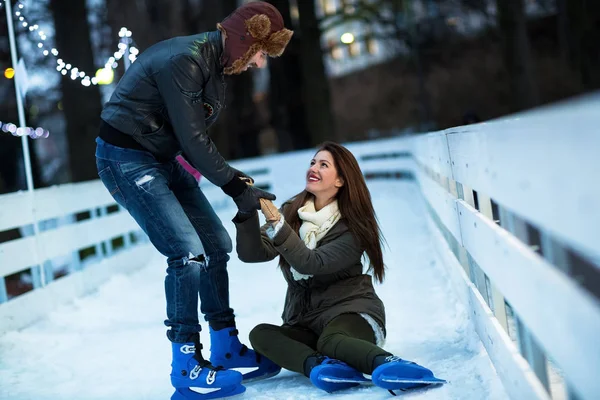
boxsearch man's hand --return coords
[232,168,254,185]
[233,185,276,214]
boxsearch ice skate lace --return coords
[200,360,225,371]
[230,329,262,363]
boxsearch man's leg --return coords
[170,160,280,381]
[95,147,244,398]
[170,160,234,326]
[97,156,207,342]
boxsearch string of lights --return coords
[7,0,139,87]
[0,121,49,139]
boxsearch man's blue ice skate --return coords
[371,356,446,391]
[170,341,245,400]
[309,357,369,393]
[209,326,281,382]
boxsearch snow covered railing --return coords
[200,137,415,211]
[413,93,600,400]
[0,180,153,334]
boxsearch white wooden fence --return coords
[0,180,153,334]
[412,92,600,400]
[0,93,598,400]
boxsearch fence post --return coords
[0,277,8,303]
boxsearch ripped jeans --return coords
[95,137,234,343]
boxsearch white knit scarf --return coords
[290,199,341,281]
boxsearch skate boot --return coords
[170,336,245,400]
[308,356,368,393]
[209,326,281,382]
[371,355,446,391]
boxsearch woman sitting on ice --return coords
[232,141,445,394]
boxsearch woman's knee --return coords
[249,323,279,352]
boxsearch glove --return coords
[260,199,281,223]
[233,185,276,214]
[232,168,254,185]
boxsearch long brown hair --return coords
[280,142,386,283]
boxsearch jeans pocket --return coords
[98,166,127,207]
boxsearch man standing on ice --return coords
[94,2,293,399]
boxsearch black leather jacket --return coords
[100,30,235,187]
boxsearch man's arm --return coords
[156,55,245,195]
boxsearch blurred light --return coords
[446,17,459,26]
[61,69,67,75]
[30,105,39,117]
[130,47,139,56]
[58,101,63,111]
[43,50,49,56]
[95,67,114,85]
[4,68,15,79]
[340,33,354,44]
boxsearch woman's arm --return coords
[233,211,280,263]
[270,222,364,275]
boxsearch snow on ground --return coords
[0,181,508,400]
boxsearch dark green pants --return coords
[249,313,391,375]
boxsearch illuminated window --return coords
[321,0,336,15]
[348,42,360,58]
[367,38,378,55]
[331,46,343,60]
[290,4,299,20]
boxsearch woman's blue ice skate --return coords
[171,341,245,400]
[209,326,281,382]
[371,356,446,391]
[309,357,369,393]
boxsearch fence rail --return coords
[0,179,152,334]
[0,94,598,400]
[412,93,600,400]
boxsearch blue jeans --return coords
[95,137,234,343]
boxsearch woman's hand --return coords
[243,179,281,223]
[260,198,281,223]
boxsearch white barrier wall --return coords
[0,180,153,334]
[412,93,600,400]
[0,93,598,400]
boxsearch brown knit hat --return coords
[217,1,293,75]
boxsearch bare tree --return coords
[297,0,335,145]
[267,0,309,151]
[49,0,103,182]
[496,0,539,111]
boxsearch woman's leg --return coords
[317,313,391,374]
[250,324,319,374]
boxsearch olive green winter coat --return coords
[233,208,386,336]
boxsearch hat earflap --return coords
[245,14,271,40]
